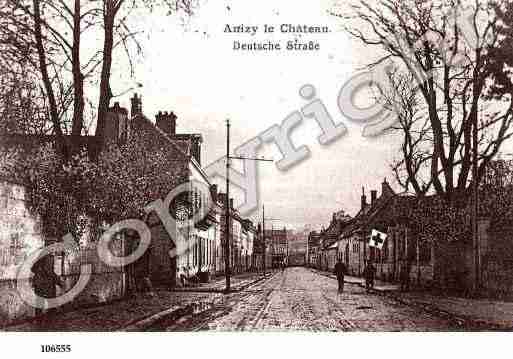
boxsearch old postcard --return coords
[1,0,513,355]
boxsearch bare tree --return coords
[95,0,196,139]
[0,1,50,134]
[338,0,513,204]
[3,0,197,141]
[378,69,432,195]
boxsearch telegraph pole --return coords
[224,119,272,293]
[262,214,278,275]
[472,107,480,294]
[262,205,266,275]
[224,120,231,292]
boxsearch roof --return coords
[133,116,210,185]
[337,183,399,240]
[0,110,209,191]
[320,214,352,249]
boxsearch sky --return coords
[109,0,513,231]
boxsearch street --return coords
[152,267,463,331]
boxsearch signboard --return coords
[369,229,387,249]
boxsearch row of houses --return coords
[287,227,309,266]
[0,94,268,325]
[308,177,513,298]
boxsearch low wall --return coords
[0,239,126,327]
[0,279,35,325]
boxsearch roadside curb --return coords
[120,272,276,331]
[121,305,194,331]
[309,267,511,330]
[381,291,513,330]
[170,273,275,293]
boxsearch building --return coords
[333,176,513,298]
[252,224,270,272]
[307,231,321,267]
[287,229,308,266]
[265,227,288,267]
[216,194,258,275]
[0,94,219,324]
[128,95,219,287]
[241,219,256,271]
[317,211,352,271]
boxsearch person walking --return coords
[31,255,64,327]
[363,261,376,291]
[334,258,347,293]
[400,261,411,292]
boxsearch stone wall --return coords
[0,181,44,325]
[0,181,128,326]
[57,241,125,309]
[481,228,513,299]
[0,279,35,325]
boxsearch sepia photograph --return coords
[0,0,513,352]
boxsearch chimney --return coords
[361,186,367,210]
[105,102,129,143]
[381,177,394,198]
[218,192,227,206]
[130,93,142,117]
[371,190,377,205]
[210,184,218,203]
[189,135,202,165]
[155,111,176,136]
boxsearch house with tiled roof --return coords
[317,210,352,271]
[335,180,394,276]
[127,94,221,287]
[334,172,513,297]
[0,93,221,325]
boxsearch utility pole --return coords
[262,205,266,275]
[472,107,480,294]
[262,214,280,273]
[224,119,272,293]
[224,119,231,292]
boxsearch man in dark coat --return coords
[400,261,411,292]
[363,261,376,291]
[31,255,64,327]
[334,258,347,293]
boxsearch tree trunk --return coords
[95,1,115,139]
[71,0,84,136]
[33,0,63,139]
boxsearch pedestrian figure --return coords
[31,255,64,328]
[334,259,347,293]
[363,261,376,291]
[400,261,411,292]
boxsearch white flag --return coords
[369,229,387,249]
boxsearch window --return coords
[194,238,198,266]
[9,233,21,257]
[382,240,389,261]
[398,232,406,260]
[205,239,209,265]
